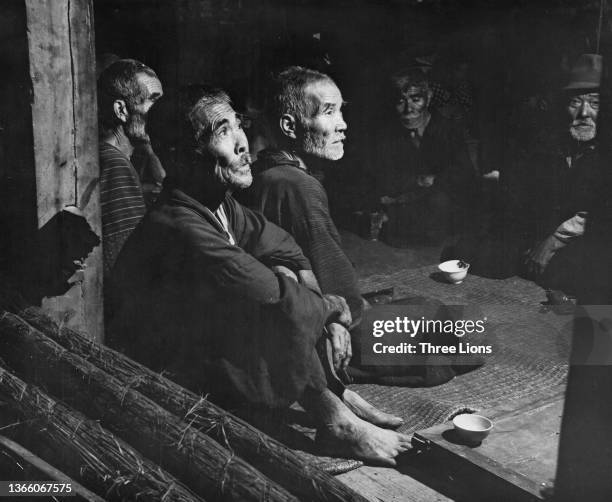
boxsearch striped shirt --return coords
[99,142,146,274]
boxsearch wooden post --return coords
[24,0,103,341]
[555,307,612,501]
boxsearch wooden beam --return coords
[24,0,103,341]
[0,373,204,502]
[0,311,298,502]
[19,305,371,502]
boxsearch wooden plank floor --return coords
[337,233,454,501]
[338,234,566,501]
[337,389,566,501]
[337,463,455,502]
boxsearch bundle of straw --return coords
[0,361,203,502]
[0,311,296,502]
[19,306,368,502]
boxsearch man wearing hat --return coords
[507,54,604,295]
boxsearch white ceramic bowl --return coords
[452,413,493,443]
[438,260,470,284]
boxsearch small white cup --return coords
[438,259,470,284]
[453,413,493,443]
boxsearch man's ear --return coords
[279,113,297,139]
[426,89,434,107]
[113,99,129,123]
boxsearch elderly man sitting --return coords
[244,66,484,387]
[461,54,607,295]
[372,66,478,245]
[107,88,411,466]
[517,54,603,296]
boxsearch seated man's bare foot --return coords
[343,389,404,429]
[317,410,412,466]
[308,389,411,466]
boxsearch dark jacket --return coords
[372,111,478,206]
[108,184,330,409]
[246,149,363,323]
[502,141,604,243]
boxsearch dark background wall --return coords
[92,0,610,177]
[0,0,38,290]
[2,0,608,284]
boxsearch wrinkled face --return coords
[298,80,347,161]
[567,92,599,142]
[125,72,163,141]
[199,102,252,190]
[395,84,431,129]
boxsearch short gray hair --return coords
[187,88,232,143]
[97,58,158,132]
[267,66,335,123]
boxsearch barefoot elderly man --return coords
[245,66,484,387]
[107,88,410,466]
